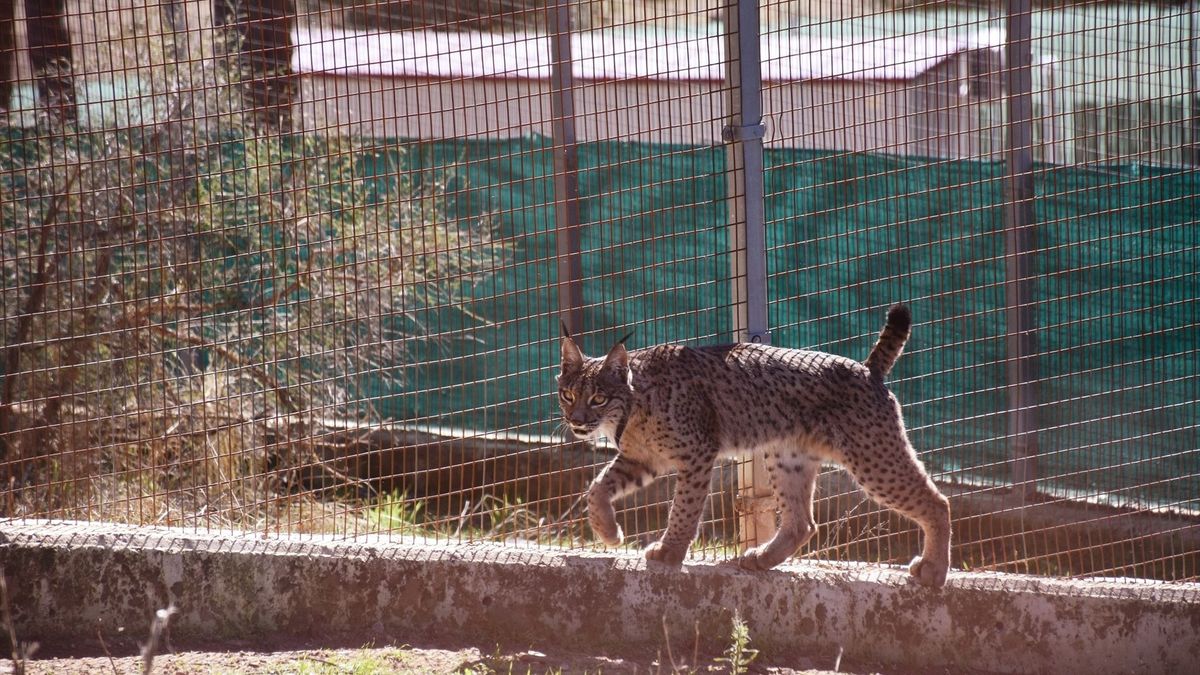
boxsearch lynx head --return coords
[557,332,633,443]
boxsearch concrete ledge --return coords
[3,521,1198,673]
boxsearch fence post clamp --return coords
[722,122,766,143]
[735,494,777,516]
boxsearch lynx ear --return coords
[561,335,584,373]
[602,341,629,373]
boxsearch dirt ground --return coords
[8,634,889,674]
[12,648,857,675]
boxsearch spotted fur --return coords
[557,304,951,587]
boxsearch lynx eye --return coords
[559,389,575,404]
[588,393,609,407]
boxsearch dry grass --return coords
[0,566,38,675]
[0,130,508,532]
[0,10,510,535]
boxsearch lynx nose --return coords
[567,411,596,438]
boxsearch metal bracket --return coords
[748,330,771,344]
[722,122,766,143]
[735,494,778,516]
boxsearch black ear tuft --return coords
[560,319,572,340]
[617,330,634,346]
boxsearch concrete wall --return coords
[3,520,1198,673]
[296,54,1004,160]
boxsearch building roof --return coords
[292,26,1002,83]
[295,5,1195,98]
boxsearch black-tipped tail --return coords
[864,304,912,378]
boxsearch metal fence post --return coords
[724,0,775,551]
[549,0,583,335]
[1188,1,1199,166]
[1004,0,1040,499]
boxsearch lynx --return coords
[557,304,951,587]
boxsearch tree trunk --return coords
[0,0,75,119]
[217,0,296,133]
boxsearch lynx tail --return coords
[864,304,912,378]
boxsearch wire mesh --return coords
[0,0,1196,583]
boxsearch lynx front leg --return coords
[588,455,657,547]
[644,462,713,567]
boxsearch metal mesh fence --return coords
[1,1,1197,582]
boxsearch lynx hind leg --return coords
[845,434,951,588]
[738,449,820,571]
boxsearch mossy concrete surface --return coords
[3,520,1198,673]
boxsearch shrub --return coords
[0,115,506,529]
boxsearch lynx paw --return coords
[733,547,779,572]
[643,541,687,568]
[589,513,623,547]
[908,556,949,588]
